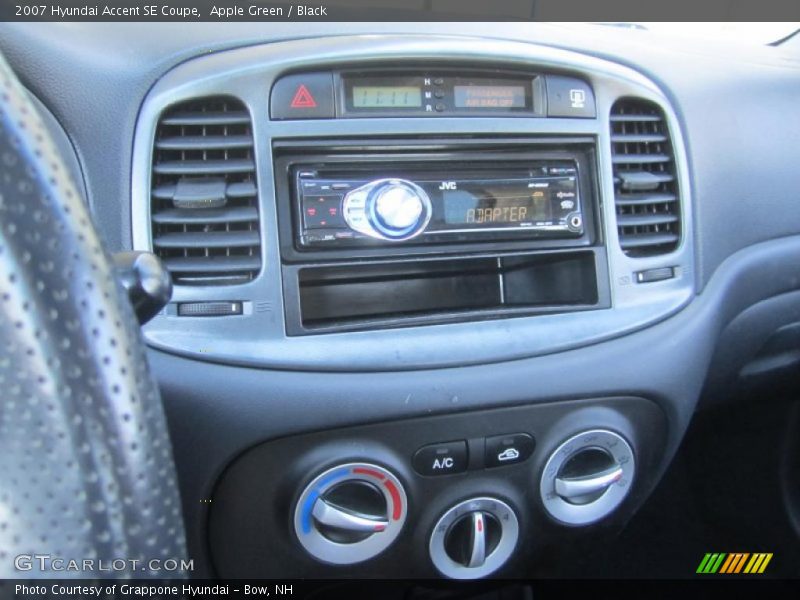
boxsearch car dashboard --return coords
[1,21,799,579]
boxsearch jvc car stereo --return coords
[292,160,585,249]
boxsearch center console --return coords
[132,36,693,371]
[265,66,609,336]
[275,137,607,334]
[130,35,696,578]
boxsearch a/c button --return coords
[412,440,467,476]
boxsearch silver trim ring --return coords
[429,497,519,579]
[539,429,635,526]
[293,462,408,565]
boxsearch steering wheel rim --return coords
[0,53,186,577]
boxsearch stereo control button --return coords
[413,440,467,476]
[303,195,345,229]
[485,433,535,468]
[343,179,432,241]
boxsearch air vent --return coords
[610,99,680,257]
[150,97,261,285]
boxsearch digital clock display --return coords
[453,85,526,109]
[352,86,423,108]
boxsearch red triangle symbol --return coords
[290,84,317,109]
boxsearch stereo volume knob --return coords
[294,462,407,565]
[343,179,432,241]
[374,183,424,231]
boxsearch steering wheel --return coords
[0,53,186,577]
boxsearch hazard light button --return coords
[271,72,335,120]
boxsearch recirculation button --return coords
[484,433,535,468]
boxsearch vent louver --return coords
[150,97,261,285]
[610,99,680,256]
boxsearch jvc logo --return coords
[439,181,458,190]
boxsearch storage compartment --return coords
[290,250,602,333]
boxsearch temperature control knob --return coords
[429,497,519,579]
[294,462,407,565]
[343,178,432,241]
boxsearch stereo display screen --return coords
[440,178,575,227]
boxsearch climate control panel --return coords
[208,397,666,578]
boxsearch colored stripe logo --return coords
[696,553,773,574]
